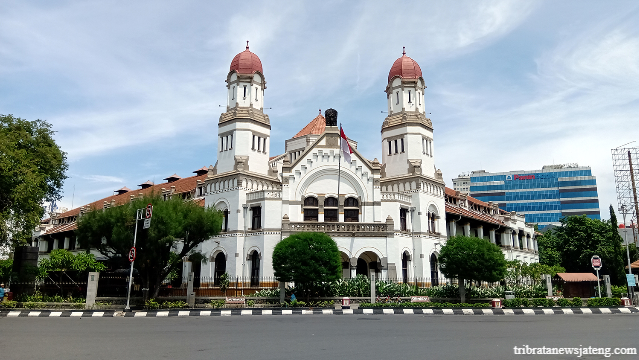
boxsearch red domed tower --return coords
[217,42,272,176]
[381,48,437,180]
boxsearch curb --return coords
[1,307,638,317]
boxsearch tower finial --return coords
[402,46,406,55]
[319,109,321,115]
[246,40,249,50]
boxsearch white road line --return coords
[563,309,574,315]
[422,309,434,314]
[502,309,514,315]
[482,309,494,315]
[199,311,211,316]
[580,308,592,314]
[281,310,292,315]
[403,309,414,314]
[321,309,333,315]
[262,310,273,315]
[542,308,554,315]
[442,309,454,315]
[240,310,252,315]
[28,311,41,317]
[70,312,83,317]
[522,309,535,315]
[600,308,612,314]
[156,311,169,317]
[362,309,373,314]
[134,312,147,317]
[462,309,474,315]
[92,312,104,317]
[49,311,62,317]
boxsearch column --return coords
[449,220,456,237]
[478,226,484,240]
[489,229,496,244]
[463,223,471,237]
[522,233,528,250]
[512,231,519,249]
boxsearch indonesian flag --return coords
[340,126,352,164]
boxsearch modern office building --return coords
[453,164,600,228]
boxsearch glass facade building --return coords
[460,165,600,228]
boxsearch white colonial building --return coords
[34,44,538,286]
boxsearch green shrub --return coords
[359,302,490,308]
[571,297,583,307]
[611,285,626,298]
[289,299,306,307]
[0,300,17,308]
[531,298,555,307]
[247,289,279,297]
[161,301,188,309]
[145,299,160,310]
[210,299,225,309]
[556,298,571,307]
[246,300,255,307]
[24,302,46,309]
[586,297,621,307]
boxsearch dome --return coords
[388,47,422,83]
[230,41,263,75]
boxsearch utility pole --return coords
[621,205,634,301]
[629,150,639,245]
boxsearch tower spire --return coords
[402,46,406,55]
[246,40,249,50]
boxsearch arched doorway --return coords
[340,252,351,279]
[356,251,380,278]
[214,252,226,285]
[250,251,260,287]
[402,251,410,284]
[430,253,439,286]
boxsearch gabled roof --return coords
[294,111,326,138]
[164,174,182,182]
[557,273,598,282]
[445,203,504,226]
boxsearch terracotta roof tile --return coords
[45,222,77,235]
[445,203,504,226]
[557,273,598,282]
[294,112,326,138]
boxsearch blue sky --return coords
[2,1,638,221]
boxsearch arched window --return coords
[243,85,247,98]
[214,253,226,285]
[250,251,260,286]
[430,254,439,286]
[408,90,411,103]
[400,208,408,231]
[344,198,359,222]
[255,87,258,101]
[396,91,399,105]
[356,258,368,276]
[324,197,338,222]
[231,86,235,100]
[303,197,318,221]
[402,252,410,283]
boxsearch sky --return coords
[1,0,638,222]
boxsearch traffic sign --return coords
[591,255,602,270]
[627,274,636,287]
[128,247,136,262]
[145,204,153,219]
[143,218,151,229]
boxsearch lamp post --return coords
[620,205,634,301]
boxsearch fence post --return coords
[370,273,376,304]
[85,272,100,309]
[279,281,285,304]
[603,275,612,298]
[186,272,195,308]
[545,274,552,297]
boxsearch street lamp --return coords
[620,205,634,301]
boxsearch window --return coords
[262,138,267,153]
[222,209,229,232]
[255,87,258,101]
[257,137,261,152]
[394,139,398,154]
[231,86,235,100]
[220,137,224,152]
[243,85,247,98]
[400,208,408,231]
[303,197,319,221]
[344,197,359,222]
[422,138,426,154]
[400,138,404,153]
[252,135,256,150]
[418,91,421,105]
[402,252,409,283]
[251,206,261,230]
[396,91,399,105]
[224,136,228,151]
[214,253,226,285]
[228,134,233,150]
[250,251,260,286]
[388,140,392,155]
[408,90,411,103]
[324,197,338,222]
[430,254,439,286]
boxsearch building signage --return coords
[507,173,555,181]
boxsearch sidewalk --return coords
[2,307,639,317]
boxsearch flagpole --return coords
[337,123,342,210]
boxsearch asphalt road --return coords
[2,314,638,360]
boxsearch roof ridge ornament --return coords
[403,46,406,56]
[246,40,249,50]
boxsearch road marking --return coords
[542,309,554,315]
[563,309,574,315]
[50,312,62,317]
[462,309,474,315]
[362,309,373,314]
[322,309,333,315]
[178,311,190,317]
[134,312,147,317]
[240,310,252,315]
[522,309,535,315]
[156,311,169,317]
[342,309,353,315]
[422,309,434,314]
[28,311,41,317]
[302,310,313,315]
[600,308,611,314]
[482,309,493,315]
[619,308,631,313]
[403,309,414,314]
[262,310,273,315]
[442,309,454,315]
[383,309,394,315]
[70,312,83,317]
[580,308,592,314]
[281,310,292,315]
[220,310,232,316]
[7,311,21,317]
[92,312,104,317]
[199,311,211,316]
[502,309,514,315]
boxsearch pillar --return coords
[478,226,484,240]
[522,234,528,250]
[85,272,100,309]
[489,229,496,244]
[449,220,456,237]
[463,223,471,237]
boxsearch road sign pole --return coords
[596,269,601,298]
[125,209,142,311]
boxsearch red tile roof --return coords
[294,111,326,138]
[44,222,77,235]
[557,273,598,282]
[230,42,263,75]
[445,203,504,226]
[388,48,422,82]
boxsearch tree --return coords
[37,249,106,278]
[537,228,563,266]
[0,115,68,249]
[76,194,222,299]
[438,236,507,303]
[608,205,627,284]
[272,232,342,301]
